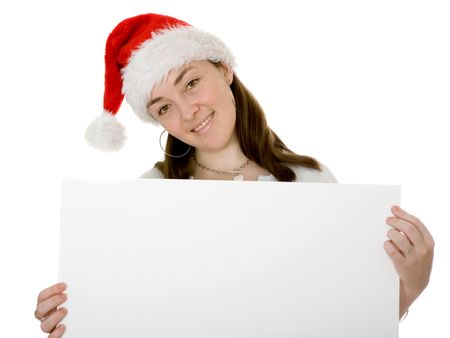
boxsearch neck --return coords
[194,140,247,172]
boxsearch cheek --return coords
[159,119,180,136]
[202,84,234,110]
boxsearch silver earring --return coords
[159,130,192,158]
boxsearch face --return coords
[147,60,236,153]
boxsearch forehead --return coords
[150,60,211,97]
[167,60,210,81]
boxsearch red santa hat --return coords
[85,13,235,151]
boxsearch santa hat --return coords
[85,13,236,151]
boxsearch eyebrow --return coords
[147,66,196,110]
[174,66,195,86]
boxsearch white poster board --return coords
[59,179,400,337]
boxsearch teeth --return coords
[193,114,212,132]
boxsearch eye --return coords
[158,104,171,116]
[186,78,199,91]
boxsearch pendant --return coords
[227,170,241,176]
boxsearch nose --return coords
[178,98,199,121]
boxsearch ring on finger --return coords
[34,309,48,322]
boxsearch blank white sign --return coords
[59,179,400,338]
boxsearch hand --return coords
[384,205,434,317]
[35,282,68,337]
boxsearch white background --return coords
[0,0,448,336]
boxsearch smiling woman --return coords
[33,11,435,338]
[84,13,329,182]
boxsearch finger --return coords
[40,307,68,334]
[391,206,434,244]
[48,324,66,338]
[386,217,424,250]
[386,228,412,257]
[36,293,68,321]
[37,283,67,305]
[383,240,407,272]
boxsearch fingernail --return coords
[393,205,401,212]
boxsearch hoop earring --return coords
[159,130,192,158]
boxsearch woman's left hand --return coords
[384,205,435,317]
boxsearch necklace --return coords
[193,157,251,176]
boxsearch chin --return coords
[190,125,237,152]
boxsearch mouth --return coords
[191,112,215,134]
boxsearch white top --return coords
[140,163,338,183]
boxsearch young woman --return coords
[34,13,434,337]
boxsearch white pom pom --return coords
[85,111,126,151]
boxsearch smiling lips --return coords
[192,112,214,134]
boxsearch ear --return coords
[220,63,234,85]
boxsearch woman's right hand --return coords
[35,282,68,337]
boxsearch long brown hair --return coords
[154,65,321,181]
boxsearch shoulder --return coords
[140,167,164,179]
[290,163,338,183]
